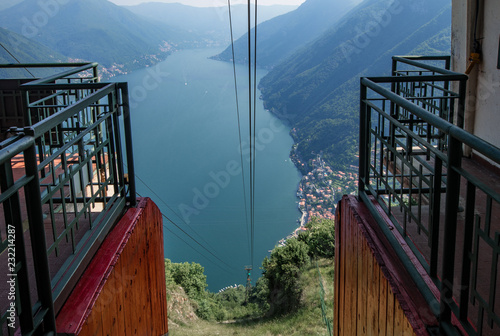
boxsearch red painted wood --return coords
[56,198,168,335]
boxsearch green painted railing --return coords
[0,64,135,335]
[359,56,500,335]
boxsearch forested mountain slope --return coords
[259,0,452,170]
[212,0,358,68]
[0,0,196,75]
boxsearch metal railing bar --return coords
[26,84,114,138]
[22,83,108,91]
[368,75,466,88]
[21,63,98,86]
[452,166,500,204]
[0,175,33,204]
[365,99,448,162]
[363,78,454,134]
[392,56,461,76]
[0,63,95,69]
[27,90,70,107]
[36,112,112,172]
[0,135,34,166]
[394,55,451,63]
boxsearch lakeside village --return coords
[277,143,359,246]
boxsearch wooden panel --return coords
[334,195,431,336]
[56,198,168,336]
[378,266,387,335]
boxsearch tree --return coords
[169,261,207,301]
[298,217,335,258]
[262,238,310,315]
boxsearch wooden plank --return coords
[367,252,379,336]
[339,206,346,336]
[394,300,404,335]
[378,266,388,335]
[120,225,137,336]
[79,293,104,336]
[154,213,169,335]
[111,263,126,336]
[403,317,414,336]
[334,210,341,336]
[387,285,395,336]
[344,207,353,336]
[349,211,359,335]
[357,226,367,335]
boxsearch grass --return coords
[168,258,334,336]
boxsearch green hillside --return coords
[259,0,452,171]
[166,218,335,336]
[0,26,68,78]
[212,0,358,68]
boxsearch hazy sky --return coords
[108,0,306,7]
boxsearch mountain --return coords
[212,0,359,68]
[0,26,68,78]
[0,0,196,76]
[259,0,452,171]
[125,3,298,46]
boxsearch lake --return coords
[112,48,301,291]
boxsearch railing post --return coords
[118,83,136,206]
[359,79,368,194]
[0,160,35,332]
[439,134,462,330]
[24,142,56,333]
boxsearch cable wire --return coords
[134,172,218,254]
[227,0,252,261]
[136,191,235,273]
[246,0,255,270]
[0,42,35,78]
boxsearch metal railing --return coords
[0,64,136,335]
[359,56,500,335]
[0,63,99,137]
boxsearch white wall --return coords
[452,0,500,159]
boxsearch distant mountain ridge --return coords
[212,0,359,69]
[259,0,452,170]
[0,0,197,76]
[125,2,298,45]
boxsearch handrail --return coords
[359,56,500,335]
[0,64,135,335]
[22,62,99,85]
[392,55,455,75]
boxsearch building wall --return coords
[56,198,168,336]
[334,196,438,336]
[452,0,500,161]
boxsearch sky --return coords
[108,0,306,7]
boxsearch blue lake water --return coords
[112,48,301,291]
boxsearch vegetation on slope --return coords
[259,0,452,172]
[212,0,357,68]
[166,218,335,335]
[0,0,197,76]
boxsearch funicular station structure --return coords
[0,63,168,335]
[334,0,500,335]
